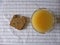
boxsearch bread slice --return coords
[10,15,26,30]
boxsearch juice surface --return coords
[32,9,54,33]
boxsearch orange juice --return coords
[32,9,54,34]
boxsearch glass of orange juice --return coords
[31,8,55,34]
